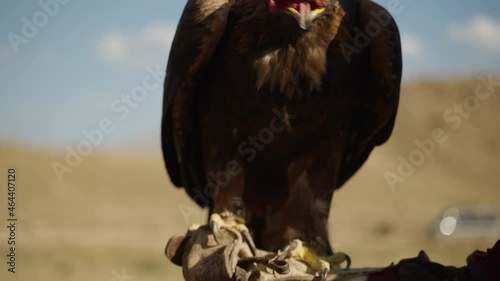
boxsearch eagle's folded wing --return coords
[162,0,230,206]
[337,0,402,187]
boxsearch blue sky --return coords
[0,0,499,152]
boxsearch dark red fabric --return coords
[467,240,500,281]
[367,269,398,281]
[366,240,500,281]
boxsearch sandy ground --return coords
[0,79,499,281]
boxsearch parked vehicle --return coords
[431,206,500,239]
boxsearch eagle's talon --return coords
[209,212,257,255]
[209,214,221,244]
[269,242,293,265]
[241,229,257,256]
[210,221,220,244]
[278,239,354,280]
[320,267,329,281]
[277,242,294,260]
[326,252,351,269]
[344,254,351,269]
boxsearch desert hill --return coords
[0,78,499,281]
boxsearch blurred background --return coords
[0,0,499,280]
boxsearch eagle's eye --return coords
[269,0,329,29]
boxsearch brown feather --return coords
[162,0,230,201]
[162,0,402,253]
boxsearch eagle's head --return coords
[269,0,334,30]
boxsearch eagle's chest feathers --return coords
[254,41,328,100]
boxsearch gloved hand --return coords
[165,221,500,281]
[165,225,252,281]
[165,225,369,281]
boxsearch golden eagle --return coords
[162,0,401,261]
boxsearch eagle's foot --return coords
[209,213,257,256]
[279,239,350,281]
[188,223,201,232]
[325,251,351,269]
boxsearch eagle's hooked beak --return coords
[286,3,326,30]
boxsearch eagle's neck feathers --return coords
[230,1,345,99]
[254,30,331,99]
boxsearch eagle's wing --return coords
[162,0,230,205]
[337,0,402,187]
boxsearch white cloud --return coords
[98,32,129,62]
[448,15,500,54]
[97,22,176,69]
[401,33,424,58]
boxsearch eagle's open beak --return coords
[286,3,326,30]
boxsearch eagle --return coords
[161,0,401,270]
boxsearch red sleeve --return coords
[367,269,399,281]
[467,239,500,281]
[366,240,500,281]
